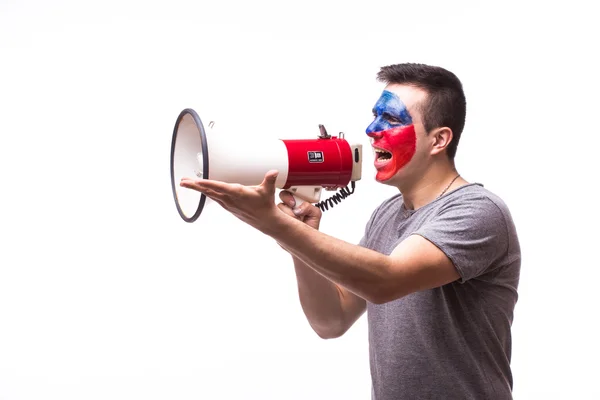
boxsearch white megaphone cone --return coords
[170,108,362,223]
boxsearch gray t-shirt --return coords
[359,183,521,400]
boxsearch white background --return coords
[1,0,598,399]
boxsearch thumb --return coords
[260,170,279,195]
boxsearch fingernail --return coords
[293,208,301,215]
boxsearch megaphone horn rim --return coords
[170,108,210,223]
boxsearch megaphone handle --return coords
[286,186,322,207]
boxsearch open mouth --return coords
[374,148,392,162]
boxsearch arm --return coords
[290,255,366,339]
[278,193,365,339]
[180,171,460,305]
[270,217,459,305]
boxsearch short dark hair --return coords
[376,63,466,159]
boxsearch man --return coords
[181,63,521,400]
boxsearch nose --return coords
[367,130,383,139]
[366,119,382,138]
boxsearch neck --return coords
[397,159,465,210]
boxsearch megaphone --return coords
[170,108,363,223]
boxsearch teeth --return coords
[374,148,391,155]
[374,148,391,161]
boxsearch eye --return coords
[383,112,401,124]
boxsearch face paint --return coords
[366,90,413,133]
[366,90,417,182]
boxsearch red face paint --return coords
[369,125,416,182]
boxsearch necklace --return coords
[438,174,460,198]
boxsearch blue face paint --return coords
[366,90,413,134]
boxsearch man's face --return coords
[365,85,426,182]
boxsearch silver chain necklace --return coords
[438,174,461,198]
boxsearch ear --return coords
[430,127,453,156]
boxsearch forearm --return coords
[289,254,351,338]
[268,217,397,304]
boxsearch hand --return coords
[179,170,285,234]
[278,191,322,230]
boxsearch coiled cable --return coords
[316,181,356,212]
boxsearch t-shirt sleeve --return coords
[413,196,510,283]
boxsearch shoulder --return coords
[457,183,521,251]
[416,183,521,281]
[440,183,513,217]
[420,183,514,244]
[434,183,520,252]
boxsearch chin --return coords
[374,161,410,187]
[374,161,398,182]
[376,175,400,187]
[375,172,392,183]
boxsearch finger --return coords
[179,178,209,191]
[180,179,227,201]
[293,201,322,218]
[277,202,297,218]
[278,190,296,207]
[180,179,249,204]
[180,178,233,194]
